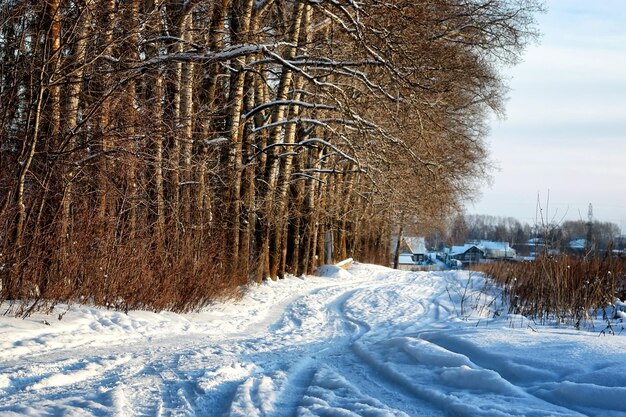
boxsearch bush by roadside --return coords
[473,256,626,327]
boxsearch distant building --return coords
[443,241,516,267]
[444,244,485,266]
[394,236,433,270]
[479,241,516,259]
[517,237,559,258]
[569,238,587,254]
[400,237,427,263]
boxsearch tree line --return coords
[438,214,622,255]
[0,0,541,313]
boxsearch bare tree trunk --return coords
[251,77,269,282]
[337,171,355,260]
[310,163,328,274]
[15,75,46,248]
[180,14,195,230]
[239,72,256,279]
[138,1,167,246]
[287,153,306,275]
[153,73,166,245]
[96,0,116,231]
[44,0,62,251]
[125,0,140,239]
[194,0,230,234]
[168,16,183,235]
[260,1,305,279]
[273,4,311,278]
[272,92,303,277]
[60,1,91,242]
[224,0,254,261]
[393,212,405,269]
[48,0,61,143]
[301,146,322,275]
[252,73,270,283]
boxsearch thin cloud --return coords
[468,1,626,231]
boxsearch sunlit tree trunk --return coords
[125,0,140,238]
[251,73,270,283]
[48,0,61,144]
[273,4,311,278]
[153,73,166,244]
[260,1,305,279]
[96,0,116,231]
[239,72,256,278]
[180,14,195,230]
[286,153,306,275]
[60,1,92,242]
[15,74,45,248]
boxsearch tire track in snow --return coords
[5,265,601,416]
[267,289,370,417]
[267,283,422,417]
[0,268,444,416]
[281,288,374,415]
[330,277,450,416]
[299,274,443,417]
[413,331,595,416]
[225,287,365,417]
[339,270,588,417]
[224,279,404,417]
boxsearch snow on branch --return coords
[299,137,358,165]
[140,36,204,51]
[138,42,295,68]
[202,137,229,146]
[301,167,362,174]
[247,137,359,167]
[261,47,343,92]
[252,118,332,133]
[289,56,383,68]
[291,172,326,184]
[242,101,336,121]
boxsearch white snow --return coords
[1,263,625,416]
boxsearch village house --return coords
[444,244,485,266]
[480,241,516,259]
[443,240,517,267]
[394,236,430,270]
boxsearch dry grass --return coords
[0,214,247,317]
[474,256,626,326]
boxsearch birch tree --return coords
[0,0,543,312]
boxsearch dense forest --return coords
[0,0,541,312]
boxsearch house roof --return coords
[479,241,512,251]
[403,237,426,254]
[445,241,514,256]
[447,244,484,257]
[398,253,416,264]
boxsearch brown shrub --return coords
[0,213,246,316]
[474,256,626,325]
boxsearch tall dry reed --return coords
[475,256,626,326]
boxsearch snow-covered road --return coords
[1,263,626,416]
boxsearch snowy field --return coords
[1,263,625,416]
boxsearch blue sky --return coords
[466,0,626,231]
